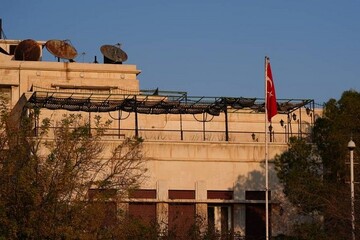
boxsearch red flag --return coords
[266,61,277,122]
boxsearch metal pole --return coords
[118,110,121,139]
[298,108,302,138]
[202,112,206,141]
[224,107,229,141]
[88,112,91,136]
[0,18,2,39]
[264,56,270,240]
[348,139,356,240]
[180,114,183,141]
[134,96,138,137]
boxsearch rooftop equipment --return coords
[45,39,78,61]
[100,44,128,64]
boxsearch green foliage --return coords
[0,103,147,239]
[115,218,161,240]
[292,222,328,240]
[275,137,324,214]
[314,90,360,183]
[275,90,360,239]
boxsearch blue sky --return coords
[2,1,360,104]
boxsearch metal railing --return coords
[36,125,309,143]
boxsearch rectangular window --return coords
[246,204,267,239]
[88,188,117,200]
[128,189,157,225]
[129,189,156,199]
[128,203,156,224]
[245,190,271,239]
[207,190,233,200]
[169,190,195,199]
[169,203,195,239]
[88,201,117,227]
[87,189,118,228]
[245,190,271,200]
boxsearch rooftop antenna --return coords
[81,52,86,63]
[45,39,78,62]
[0,18,2,39]
[0,18,6,39]
[0,19,9,55]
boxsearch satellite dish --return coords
[100,44,128,63]
[14,39,41,61]
[45,39,78,60]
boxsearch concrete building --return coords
[0,38,319,239]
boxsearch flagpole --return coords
[264,56,270,240]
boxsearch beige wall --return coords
[0,59,141,108]
[1,39,321,237]
[143,140,285,191]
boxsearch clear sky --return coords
[2,0,359,104]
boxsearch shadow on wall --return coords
[232,160,275,199]
[231,160,299,237]
[235,170,264,200]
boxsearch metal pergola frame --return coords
[25,90,315,141]
[26,90,313,115]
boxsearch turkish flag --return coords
[266,61,277,122]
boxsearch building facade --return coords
[0,38,319,239]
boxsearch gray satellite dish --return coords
[100,44,128,63]
[45,39,78,60]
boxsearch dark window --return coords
[128,203,156,224]
[128,189,157,226]
[207,190,233,200]
[245,190,271,200]
[169,190,195,199]
[246,204,269,240]
[129,189,156,199]
[88,201,117,227]
[87,189,118,228]
[88,188,117,200]
[169,203,195,240]
[245,191,272,239]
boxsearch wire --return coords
[108,110,130,120]
[192,112,214,123]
